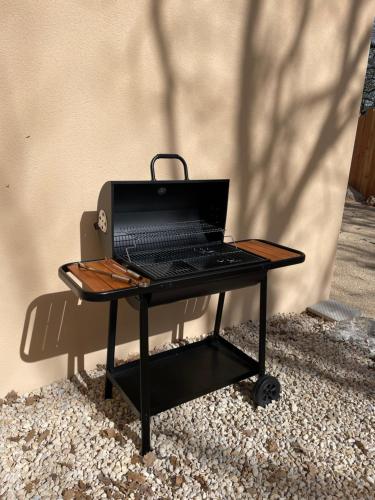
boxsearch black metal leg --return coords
[258,276,267,377]
[214,292,225,335]
[105,300,118,399]
[139,296,151,455]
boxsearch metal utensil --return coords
[108,260,142,280]
[78,263,133,284]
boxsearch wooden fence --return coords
[349,108,375,198]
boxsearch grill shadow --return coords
[71,369,141,450]
[20,290,210,379]
[233,379,257,409]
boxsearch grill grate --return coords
[137,260,198,280]
[127,242,242,264]
[114,219,225,258]
[118,242,265,280]
[113,220,265,280]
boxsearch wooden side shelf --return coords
[234,240,302,263]
[60,240,304,302]
[67,259,149,293]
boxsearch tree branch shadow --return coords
[229,0,372,322]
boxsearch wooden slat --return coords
[67,259,149,293]
[350,118,362,173]
[349,109,375,198]
[82,261,127,289]
[67,264,115,292]
[234,240,300,262]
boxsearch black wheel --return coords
[252,375,281,407]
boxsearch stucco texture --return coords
[0,0,372,395]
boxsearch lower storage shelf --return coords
[108,335,259,415]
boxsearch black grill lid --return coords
[112,179,229,258]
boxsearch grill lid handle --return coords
[150,154,189,180]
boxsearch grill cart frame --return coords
[58,155,305,455]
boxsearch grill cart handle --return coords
[150,154,189,181]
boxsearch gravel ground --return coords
[330,317,375,359]
[330,201,375,318]
[1,313,374,499]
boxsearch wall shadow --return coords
[80,211,102,261]
[147,1,372,333]
[227,0,372,321]
[20,291,210,379]
[150,0,180,177]
[21,291,108,377]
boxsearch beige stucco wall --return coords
[0,0,372,396]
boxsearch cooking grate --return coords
[114,220,225,258]
[112,220,266,280]
[119,242,265,280]
[127,242,242,264]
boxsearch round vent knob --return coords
[98,209,107,233]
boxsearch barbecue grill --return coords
[59,154,305,455]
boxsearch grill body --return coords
[97,179,267,304]
[59,155,306,456]
[97,178,229,264]
[96,155,268,305]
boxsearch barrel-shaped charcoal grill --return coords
[59,154,305,455]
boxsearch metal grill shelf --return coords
[108,335,259,416]
[127,242,242,263]
[59,150,306,456]
[114,220,225,257]
[120,242,259,280]
[114,219,223,239]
